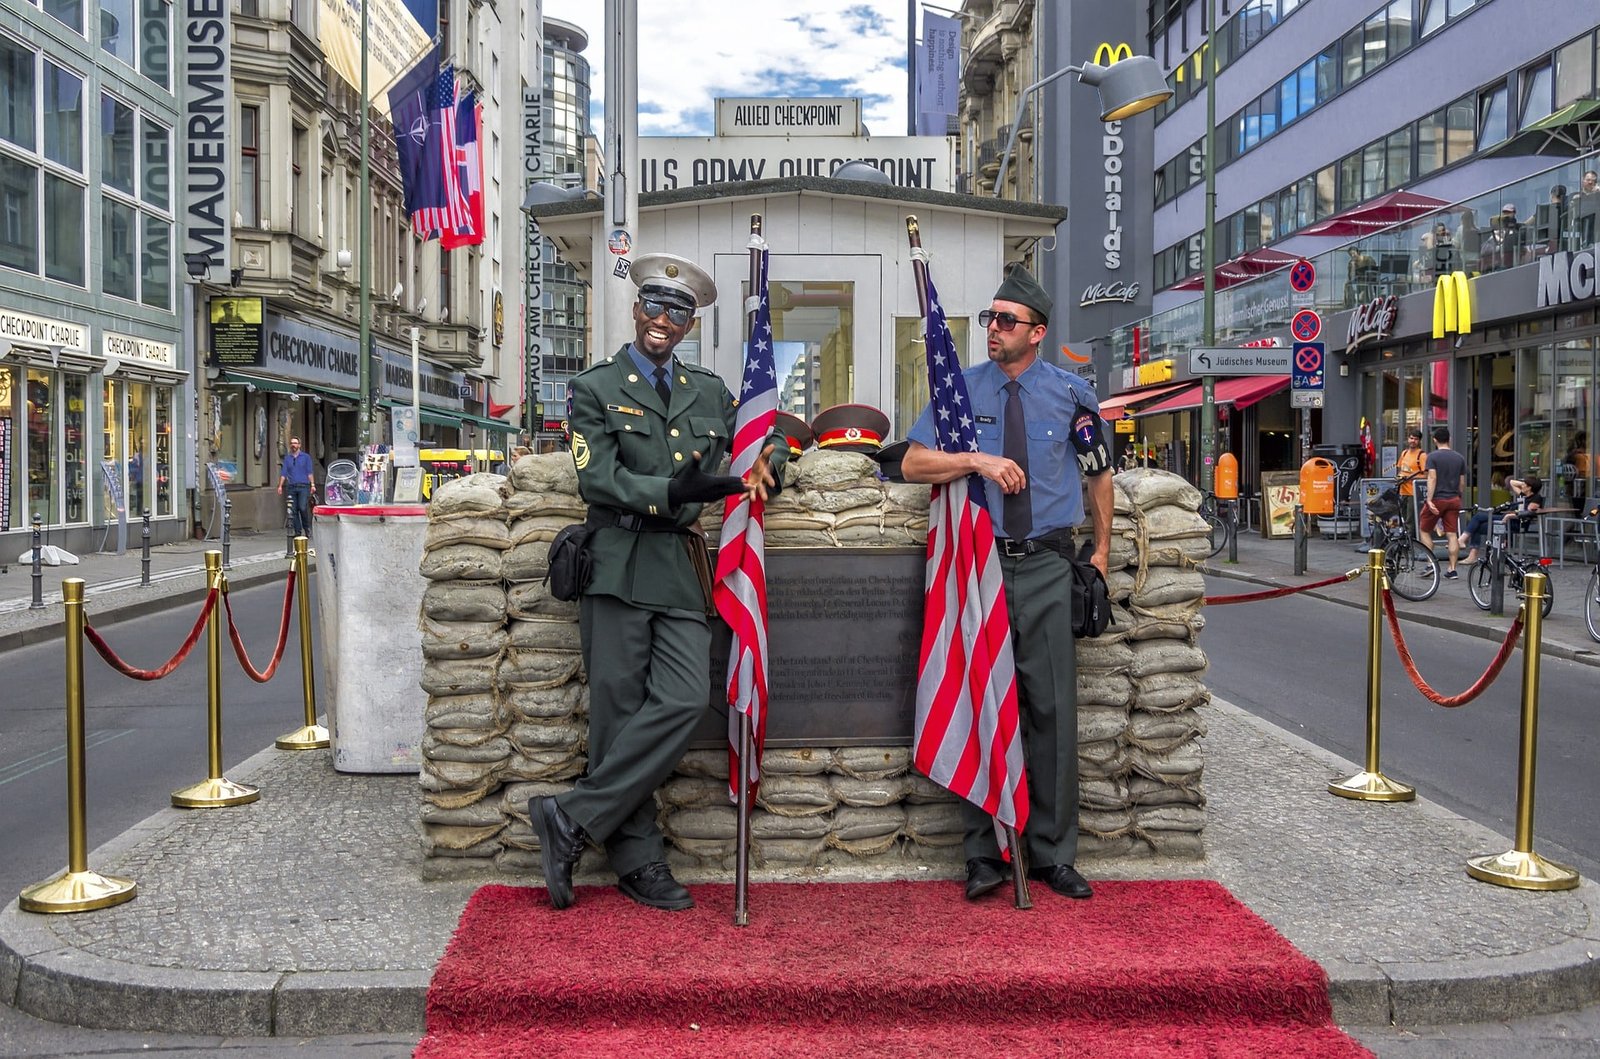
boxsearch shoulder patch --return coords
[572,431,591,470]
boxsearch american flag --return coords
[440,94,483,249]
[713,239,778,801]
[412,65,471,238]
[912,264,1029,843]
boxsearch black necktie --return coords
[1003,380,1032,541]
[653,366,671,405]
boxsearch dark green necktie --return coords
[1003,380,1032,540]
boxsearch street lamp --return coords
[993,55,1170,196]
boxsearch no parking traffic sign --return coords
[1289,258,1316,292]
[1290,308,1322,343]
[1291,342,1325,390]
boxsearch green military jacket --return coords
[568,346,788,612]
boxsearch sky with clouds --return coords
[540,2,914,136]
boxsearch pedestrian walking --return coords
[1419,425,1467,577]
[277,436,316,537]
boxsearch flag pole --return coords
[732,212,763,928]
[904,214,1032,911]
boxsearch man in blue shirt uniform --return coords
[901,264,1114,902]
[277,436,316,536]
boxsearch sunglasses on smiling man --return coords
[978,309,1041,332]
[638,297,693,326]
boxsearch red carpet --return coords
[416,880,1372,1058]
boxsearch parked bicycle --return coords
[1364,485,1439,601]
[1466,506,1555,618]
[1581,500,1600,643]
[1197,491,1233,559]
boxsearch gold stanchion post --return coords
[1329,549,1416,801]
[276,536,329,749]
[19,579,137,913]
[1466,572,1579,890]
[171,551,261,808]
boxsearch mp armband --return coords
[1071,411,1112,476]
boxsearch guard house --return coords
[525,177,1066,438]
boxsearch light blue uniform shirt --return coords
[627,345,671,392]
[908,357,1100,539]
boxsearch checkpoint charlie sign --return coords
[638,136,954,193]
[715,97,862,137]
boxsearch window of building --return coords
[1520,59,1555,128]
[101,93,134,194]
[1554,32,1595,108]
[102,197,136,299]
[45,0,84,34]
[0,40,87,286]
[239,105,259,226]
[100,0,137,69]
[2,36,35,152]
[292,123,306,235]
[44,172,84,285]
[1478,83,1508,146]
[43,62,82,171]
[98,93,170,306]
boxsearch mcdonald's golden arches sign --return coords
[1092,42,1134,66]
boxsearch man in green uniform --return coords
[531,253,784,912]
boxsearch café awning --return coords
[1094,381,1196,419]
[1133,375,1288,416]
[1297,190,1449,238]
[1484,99,1600,158]
[1169,247,1299,291]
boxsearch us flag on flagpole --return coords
[412,65,471,238]
[713,237,777,801]
[912,262,1029,842]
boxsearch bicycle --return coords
[1364,486,1439,601]
[1197,491,1233,559]
[1466,508,1554,618]
[1580,501,1600,643]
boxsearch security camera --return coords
[417,298,427,314]
[391,282,404,301]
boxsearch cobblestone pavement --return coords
[1,526,1596,1040]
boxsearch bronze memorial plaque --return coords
[694,547,925,748]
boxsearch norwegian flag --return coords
[440,93,483,250]
[713,239,778,801]
[412,65,470,238]
[912,264,1029,844]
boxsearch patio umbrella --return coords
[1483,98,1600,158]
[1298,190,1450,238]
[1169,247,1299,291]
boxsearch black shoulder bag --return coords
[1067,539,1111,639]
[545,523,595,602]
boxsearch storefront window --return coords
[892,316,971,437]
[216,388,243,469]
[26,369,54,524]
[127,381,150,515]
[1551,338,1594,512]
[102,378,124,521]
[63,374,85,522]
[155,386,173,517]
[1515,345,1552,484]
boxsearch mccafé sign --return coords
[1347,294,1398,350]
[1535,243,1599,308]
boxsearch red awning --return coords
[1134,375,1289,416]
[1298,190,1449,238]
[1095,381,1197,420]
[1169,248,1299,291]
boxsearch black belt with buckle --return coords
[997,532,1069,558]
[586,507,682,533]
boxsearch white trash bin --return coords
[312,504,428,773]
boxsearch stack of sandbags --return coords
[700,450,930,548]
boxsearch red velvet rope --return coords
[1381,587,1523,708]
[1204,569,1360,606]
[83,589,218,681]
[223,570,297,683]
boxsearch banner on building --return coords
[916,11,960,136]
[183,0,231,271]
[523,0,545,437]
[319,0,431,114]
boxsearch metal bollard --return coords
[1226,501,1238,564]
[284,495,296,558]
[1489,540,1505,617]
[18,579,138,913]
[1329,549,1416,802]
[30,514,44,609]
[221,499,232,569]
[1466,572,1580,890]
[1292,504,1307,576]
[276,537,330,750]
[170,552,260,808]
[140,511,152,587]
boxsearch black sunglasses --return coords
[978,309,1040,332]
[638,297,692,326]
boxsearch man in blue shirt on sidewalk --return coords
[278,436,316,537]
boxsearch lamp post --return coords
[993,55,1171,198]
[1199,4,1219,493]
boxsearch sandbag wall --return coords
[416,455,1210,878]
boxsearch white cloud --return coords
[540,1,912,136]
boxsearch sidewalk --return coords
[1202,523,1600,666]
[1,528,1598,1040]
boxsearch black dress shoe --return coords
[617,862,694,911]
[964,857,1012,900]
[1027,863,1093,899]
[529,796,586,910]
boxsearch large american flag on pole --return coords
[912,263,1029,841]
[713,238,777,801]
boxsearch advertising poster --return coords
[1261,471,1301,540]
[209,297,265,367]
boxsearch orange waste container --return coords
[1300,457,1337,516]
[1215,453,1239,500]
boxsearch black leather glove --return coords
[667,458,745,507]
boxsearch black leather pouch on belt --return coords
[681,525,717,616]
